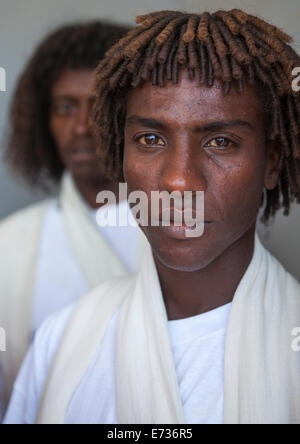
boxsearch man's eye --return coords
[53,103,75,116]
[138,134,165,146]
[205,137,235,148]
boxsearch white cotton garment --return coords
[31,201,89,336]
[92,200,139,275]
[0,171,145,418]
[32,199,139,336]
[3,302,232,424]
[34,232,300,424]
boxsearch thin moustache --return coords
[70,146,96,153]
[68,138,96,152]
[157,207,209,224]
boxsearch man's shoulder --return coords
[76,274,137,313]
[0,199,53,235]
[30,276,135,379]
[0,199,54,278]
[33,303,76,361]
[281,265,300,305]
[36,274,136,346]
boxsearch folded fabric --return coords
[37,233,300,424]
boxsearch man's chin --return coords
[69,164,106,182]
[150,239,219,273]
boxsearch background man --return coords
[0,20,145,418]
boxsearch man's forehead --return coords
[126,73,263,125]
[51,68,94,97]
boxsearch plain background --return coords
[0,0,299,279]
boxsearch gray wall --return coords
[0,0,299,279]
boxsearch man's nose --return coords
[73,104,91,136]
[159,145,207,194]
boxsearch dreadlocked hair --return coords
[93,9,300,224]
[5,20,131,188]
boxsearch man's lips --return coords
[157,207,211,225]
[150,207,214,240]
[156,221,214,240]
[69,148,97,162]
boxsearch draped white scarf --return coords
[0,173,143,410]
[36,233,300,424]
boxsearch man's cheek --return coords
[124,164,147,192]
[206,152,247,171]
[216,175,255,220]
[230,180,262,224]
[51,125,69,147]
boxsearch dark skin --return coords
[50,68,121,208]
[124,70,281,320]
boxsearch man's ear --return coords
[264,139,281,191]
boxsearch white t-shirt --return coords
[4,301,232,424]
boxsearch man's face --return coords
[49,68,105,181]
[124,71,279,272]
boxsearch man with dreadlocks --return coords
[0,21,148,420]
[4,9,300,424]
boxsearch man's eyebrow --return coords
[51,95,78,102]
[196,119,256,133]
[126,115,255,133]
[126,115,166,130]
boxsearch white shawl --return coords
[36,232,300,424]
[0,173,144,409]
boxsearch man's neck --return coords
[154,225,256,321]
[72,175,121,209]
